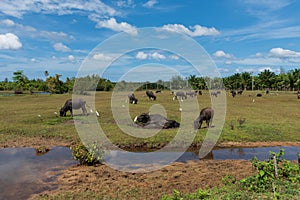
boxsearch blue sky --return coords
[0,0,300,81]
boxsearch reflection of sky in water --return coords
[104,146,300,169]
[0,147,77,200]
[213,146,300,161]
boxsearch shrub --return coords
[71,142,104,166]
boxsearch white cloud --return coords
[96,18,138,36]
[135,51,166,60]
[0,33,22,50]
[170,55,179,60]
[68,55,75,62]
[213,50,232,58]
[116,0,135,8]
[0,0,117,18]
[269,47,300,58]
[30,58,36,62]
[1,19,15,26]
[93,53,112,61]
[162,24,219,37]
[53,43,70,52]
[143,0,158,8]
[256,52,263,57]
[151,52,165,60]
[136,51,148,60]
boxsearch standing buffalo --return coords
[60,99,87,117]
[297,90,300,99]
[134,113,180,129]
[230,90,236,97]
[186,91,197,97]
[146,90,156,100]
[237,89,243,95]
[256,93,262,97]
[173,91,187,100]
[194,107,214,129]
[128,93,138,104]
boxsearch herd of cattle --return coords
[59,90,214,130]
[60,89,300,130]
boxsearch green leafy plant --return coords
[240,148,300,194]
[71,142,104,166]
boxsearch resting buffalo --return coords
[128,93,138,104]
[60,99,87,117]
[256,93,262,97]
[146,90,156,100]
[194,107,214,129]
[134,113,180,129]
[173,91,187,100]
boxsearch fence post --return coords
[273,153,278,179]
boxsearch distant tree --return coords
[46,74,68,94]
[258,69,276,89]
[12,70,28,92]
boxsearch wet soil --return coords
[1,138,299,199]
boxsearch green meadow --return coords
[0,90,299,148]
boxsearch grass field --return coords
[0,90,299,148]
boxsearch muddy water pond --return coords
[0,146,77,200]
[0,146,299,199]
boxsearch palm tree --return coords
[258,69,276,90]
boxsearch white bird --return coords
[96,111,100,117]
[54,112,58,117]
[90,109,94,113]
[38,114,42,121]
[122,105,125,108]
[252,99,255,103]
[134,116,138,122]
[179,108,182,112]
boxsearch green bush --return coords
[71,142,104,166]
[240,148,300,195]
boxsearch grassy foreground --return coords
[0,90,299,148]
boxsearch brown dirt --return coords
[31,160,255,199]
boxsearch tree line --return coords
[0,68,299,94]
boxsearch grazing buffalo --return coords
[230,90,236,97]
[186,91,197,97]
[198,90,202,95]
[173,91,187,100]
[256,93,262,97]
[60,99,87,117]
[266,90,269,94]
[237,89,243,95]
[128,93,138,104]
[210,91,218,97]
[146,90,156,100]
[155,90,161,93]
[194,107,214,129]
[297,90,300,99]
[134,113,180,129]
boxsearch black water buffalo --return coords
[198,90,202,95]
[186,91,197,97]
[60,99,87,117]
[237,89,243,95]
[134,113,180,129]
[194,107,214,129]
[230,90,236,97]
[173,91,187,100]
[128,93,138,104]
[210,91,218,97]
[146,90,156,100]
[155,90,161,93]
[256,93,262,97]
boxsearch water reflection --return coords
[0,147,77,200]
